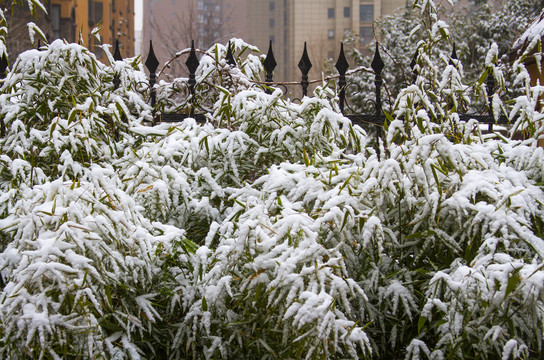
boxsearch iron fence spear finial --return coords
[113,40,123,61]
[263,40,277,94]
[371,42,384,116]
[335,42,349,115]
[298,42,312,97]
[225,41,236,66]
[145,40,160,121]
[185,40,200,117]
[113,40,123,90]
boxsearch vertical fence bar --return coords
[298,42,312,97]
[113,40,122,90]
[1,54,8,136]
[371,43,385,144]
[0,53,7,80]
[263,41,277,94]
[335,43,349,115]
[371,43,384,116]
[410,50,418,84]
[449,43,457,66]
[185,40,200,118]
[145,40,159,122]
[487,70,495,132]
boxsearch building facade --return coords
[142,0,247,75]
[2,0,134,64]
[141,0,405,79]
[246,0,406,81]
[50,0,135,60]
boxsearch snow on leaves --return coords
[1,0,544,359]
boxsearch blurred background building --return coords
[3,0,406,76]
[245,0,406,80]
[141,0,406,80]
[141,0,247,75]
[2,0,134,64]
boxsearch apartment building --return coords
[2,0,134,63]
[246,0,406,81]
[50,0,135,60]
[142,0,247,74]
[141,0,405,78]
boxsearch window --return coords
[93,1,103,25]
[270,18,275,27]
[328,8,335,19]
[359,26,373,44]
[270,35,275,43]
[269,1,275,11]
[197,1,204,10]
[51,5,61,39]
[360,4,373,22]
[328,29,335,40]
[198,14,205,23]
[344,6,350,18]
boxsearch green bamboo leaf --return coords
[505,269,521,298]
[417,316,427,334]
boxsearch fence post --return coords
[0,53,7,136]
[487,70,495,132]
[371,43,385,144]
[298,42,312,97]
[335,43,349,115]
[0,53,7,80]
[145,40,159,122]
[371,43,384,116]
[185,40,200,118]
[113,40,122,90]
[410,50,418,84]
[263,41,277,94]
[449,43,458,66]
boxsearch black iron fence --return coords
[0,39,510,134]
[138,39,510,134]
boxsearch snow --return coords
[1,1,544,358]
[512,11,544,54]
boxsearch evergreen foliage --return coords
[1,0,544,359]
